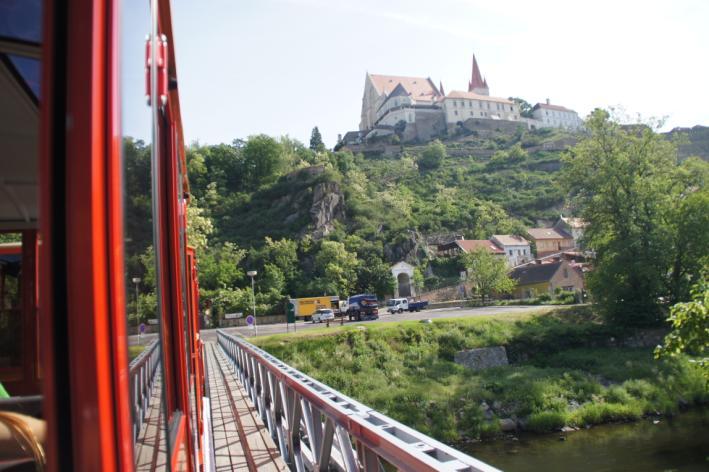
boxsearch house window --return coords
[563,268,569,278]
[508,250,513,256]
[454,110,458,116]
[562,285,574,291]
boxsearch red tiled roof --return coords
[527,227,573,240]
[368,74,441,99]
[456,239,504,254]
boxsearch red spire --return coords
[468,54,485,92]
[439,80,445,96]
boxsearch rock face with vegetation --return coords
[309,181,345,238]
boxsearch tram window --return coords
[0,235,22,370]
[121,2,170,465]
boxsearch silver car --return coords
[312,308,335,323]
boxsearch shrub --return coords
[526,411,567,432]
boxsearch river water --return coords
[463,409,709,472]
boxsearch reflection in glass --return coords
[121,2,168,468]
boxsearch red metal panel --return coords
[38,0,132,470]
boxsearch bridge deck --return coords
[206,342,287,472]
[135,372,167,471]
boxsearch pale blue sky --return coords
[123,0,709,147]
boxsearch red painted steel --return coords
[35,0,203,470]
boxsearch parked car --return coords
[386,298,408,313]
[312,308,335,323]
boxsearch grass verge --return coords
[254,307,707,442]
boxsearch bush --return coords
[526,411,567,432]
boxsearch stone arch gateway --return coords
[391,261,416,298]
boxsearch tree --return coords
[355,257,396,299]
[509,97,534,118]
[186,198,214,255]
[309,126,326,152]
[461,248,514,304]
[242,134,284,189]
[561,109,707,327]
[418,140,446,170]
[655,278,708,382]
[313,240,359,296]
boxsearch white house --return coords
[531,100,583,130]
[491,234,532,267]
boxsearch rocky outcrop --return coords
[383,229,431,264]
[309,181,345,239]
[454,346,509,371]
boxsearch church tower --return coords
[468,55,489,96]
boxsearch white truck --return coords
[386,298,409,313]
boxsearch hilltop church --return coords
[348,55,582,145]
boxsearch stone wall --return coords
[454,346,509,371]
[450,118,527,138]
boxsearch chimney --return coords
[545,98,550,105]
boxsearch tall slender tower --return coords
[468,55,489,95]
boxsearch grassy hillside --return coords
[255,308,707,442]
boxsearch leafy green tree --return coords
[667,160,709,302]
[509,97,534,118]
[461,248,514,304]
[186,199,214,255]
[198,242,247,291]
[309,126,326,152]
[562,110,694,327]
[418,140,446,170]
[487,144,527,169]
[242,134,284,189]
[655,278,708,382]
[355,257,396,299]
[313,240,359,296]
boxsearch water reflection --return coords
[465,409,709,472]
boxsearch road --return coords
[197,304,543,343]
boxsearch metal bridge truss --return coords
[216,330,500,472]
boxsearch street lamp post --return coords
[247,270,258,335]
[132,277,141,343]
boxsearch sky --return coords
[123,0,709,147]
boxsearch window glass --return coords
[121,2,169,466]
[0,0,42,43]
[0,235,22,369]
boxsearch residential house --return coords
[509,260,584,299]
[526,227,574,257]
[491,234,532,267]
[437,239,504,257]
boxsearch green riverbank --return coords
[255,307,707,442]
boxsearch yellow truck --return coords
[288,296,340,321]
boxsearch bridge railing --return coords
[217,329,500,472]
[128,339,161,442]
